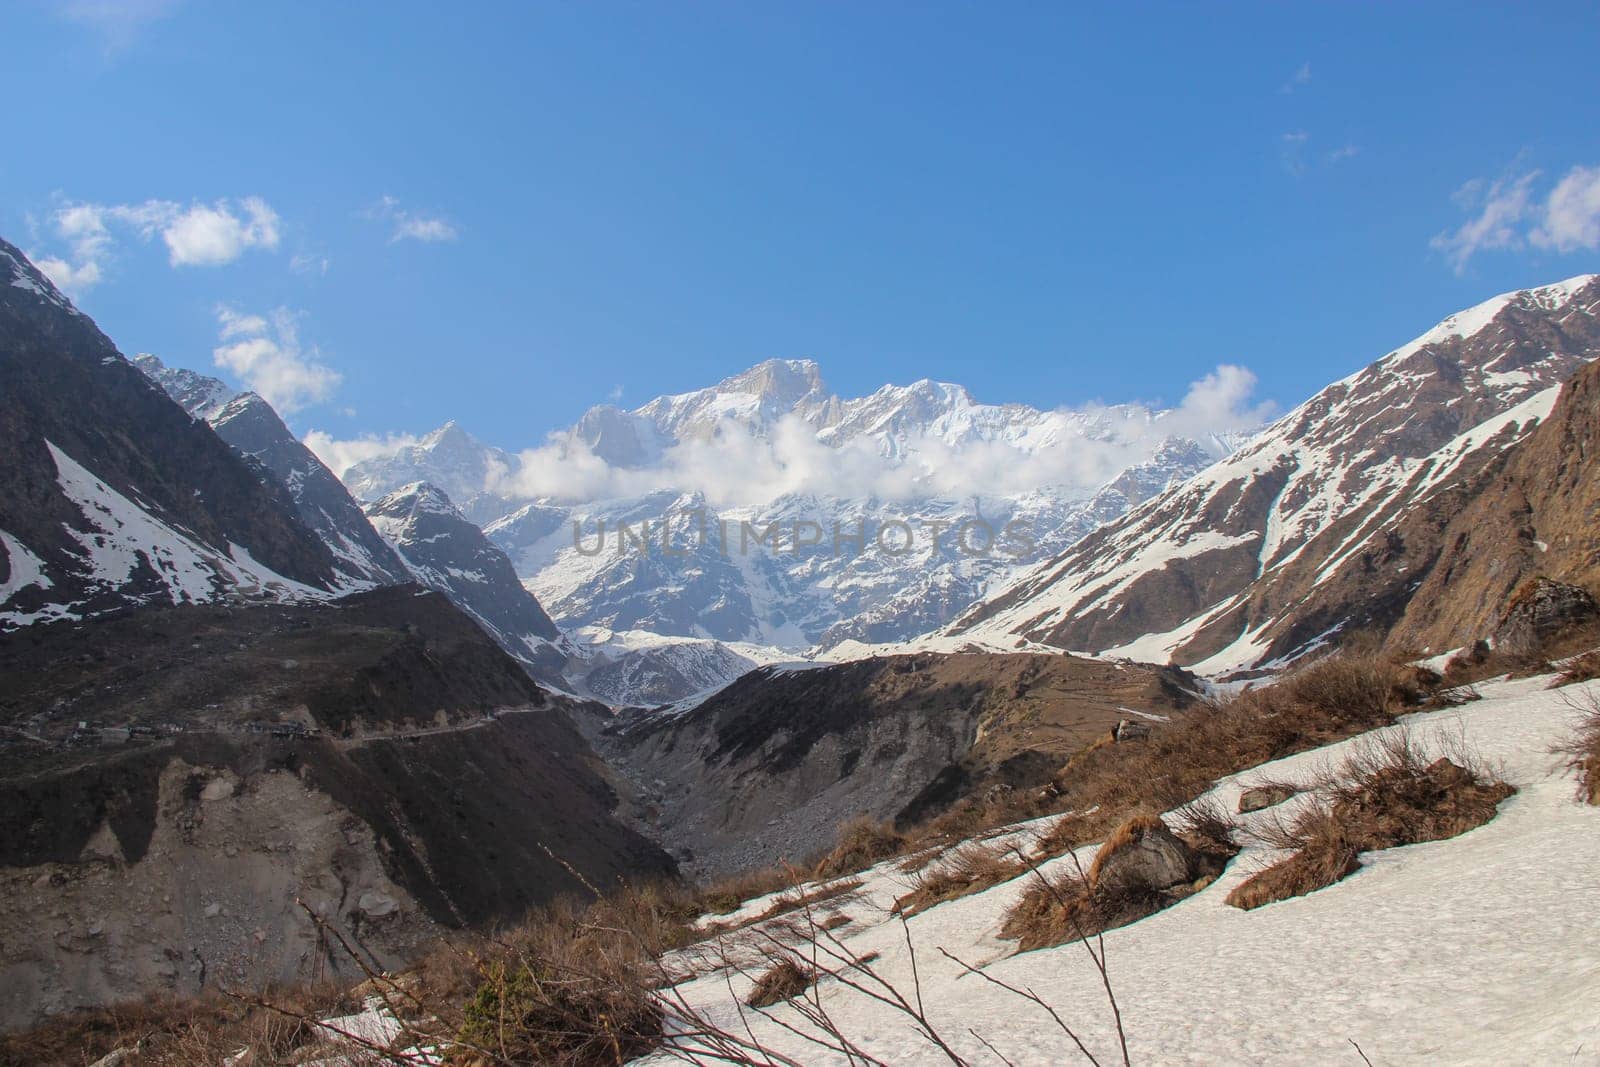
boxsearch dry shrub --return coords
[1224,809,1361,911]
[457,892,668,1066]
[1556,687,1600,804]
[1021,653,1403,867]
[1227,731,1515,910]
[1003,811,1237,953]
[813,816,907,880]
[694,864,801,917]
[744,956,816,1008]
[892,842,1026,918]
[1172,795,1242,853]
[896,846,944,874]
[1282,655,1395,723]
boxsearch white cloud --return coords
[212,306,340,414]
[1327,144,1360,164]
[1431,164,1600,272]
[1280,62,1311,94]
[1430,172,1540,273]
[477,364,1277,509]
[157,197,280,265]
[30,196,283,293]
[368,196,458,244]
[1530,165,1600,253]
[303,430,422,477]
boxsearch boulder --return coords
[1090,819,1197,895]
[1238,784,1297,814]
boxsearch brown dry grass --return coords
[0,983,366,1067]
[1556,687,1600,805]
[753,879,864,924]
[744,956,816,1008]
[892,842,1026,918]
[813,816,907,880]
[1014,653,1407,865]
[694,864,803,917]
[1554,650,1600,688]
[1227,731,1515,910]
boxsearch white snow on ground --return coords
[643,674,1600,1065]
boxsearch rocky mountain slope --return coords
[1375,351,1600,654]
[0,586,673,1028]
[0,240,342,628]
[338,360,1258,657]
[135,355,412,592]
[945,275,1600,673]
[364,482,572,685]
[599,652,1195,876]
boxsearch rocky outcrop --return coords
[1089,820,1198,895]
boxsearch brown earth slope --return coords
[601,652,1196,877]
[0,587,673,1030]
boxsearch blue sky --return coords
[4,1,1598,456]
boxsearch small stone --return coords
[200,778,235,802]
[356,891,398,919]
[204,903,222,918]
[1238,784,1298,814]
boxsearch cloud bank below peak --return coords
[307,363,1277,511]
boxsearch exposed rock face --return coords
[364,483,570,685]
[135,356,411,592]
[600,652,1195,877]
[1378,354,1600,655]
[0,241,341,628]
[1493,579,1600,657]
[947,275,1600,672]
[0,587,674,1028]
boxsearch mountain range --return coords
[334,359,1261,675]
